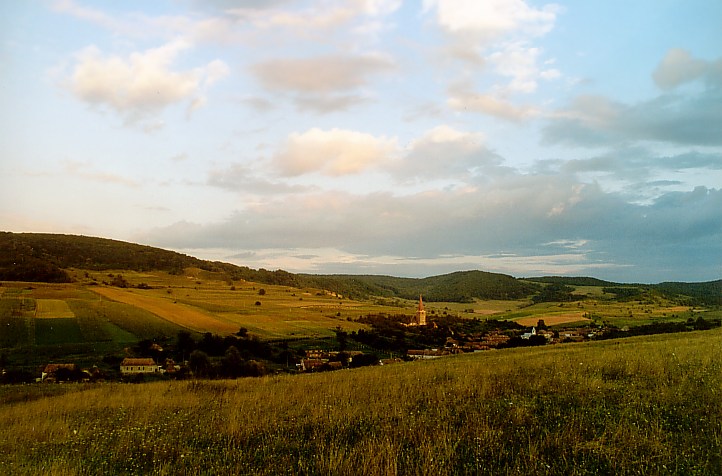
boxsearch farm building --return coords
[120,358,158,375]
[42,363,79,382]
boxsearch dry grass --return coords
[1,329,720,475]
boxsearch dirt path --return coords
[90,287,239,335]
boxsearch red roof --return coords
[121,358,156,366]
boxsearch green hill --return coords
[299,270,539,302]
[0,233,538,301]
[0,232,298,287]
[2,232,718,304]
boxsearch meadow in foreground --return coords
[1,329,720,475]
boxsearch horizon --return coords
[2,1,721,283]
[5,230,718,286]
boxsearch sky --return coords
[1,0,721,283]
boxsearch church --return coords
[412,294,427,326]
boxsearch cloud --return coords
[142,175,722,281]
[62,160,140,188]
[488,41,560,94]
[252,55,393,93]
[448,82,540,121]
[68,40,229,125]
[424,0,558,40]
[395,125,506,181]
[545,50,722,147]
[251,53,394,112]
[422,0,561,121]
[652,48,717,90]
[207,163,310,194]
[272,128,397,176]
[52,0,132,35]
[543,92,722,147]
[231,0,401,34]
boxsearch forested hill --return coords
[299,271,539,302]
[0,232,298,286]
[1,232,718,304]
[0,232,538,301]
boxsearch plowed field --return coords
[90,287,239,335]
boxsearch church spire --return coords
[415,294,427,326]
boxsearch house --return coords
[407,349,450,360]
[42,363,79,382]
[120,358,158,375]
[299,358,324,372]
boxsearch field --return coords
[2,268,718,369]
[1,329,719,475]
[34,299,75,319]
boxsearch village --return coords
[28,314,603,384]
[11,293,710,385]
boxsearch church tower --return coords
[415,294,427,326]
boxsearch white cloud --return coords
[396,125,504,180]
[448,83,540,121]
[251,53,394,112]
[489,42,560,93]
[68,40,229,124]
[425,0,558,41]
[252,54,394,93]
[272,128,398,177]
[423,1,561,120]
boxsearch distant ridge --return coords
[525,276,620,287]
[299,270,540,302]
[1,232,718,304]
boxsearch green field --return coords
[1,329,719,475]
[34,318,84,346]
[1,269,719,367]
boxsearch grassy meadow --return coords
[1,329,720,475]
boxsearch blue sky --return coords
[2,0,721,283]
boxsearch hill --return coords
[300,270,539,302]
[1,232,719,304]
[0,232,537,301]
[1,329,719,474]
[0,232,298,287]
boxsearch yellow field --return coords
[89,284,368,338]
[515,312,590,327]
[90,287,239,335]
[34,299,75,319]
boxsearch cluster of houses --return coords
[298,350,403,371]
[38,358,179,382]
[407,326,597,360]
[298,350,362,372]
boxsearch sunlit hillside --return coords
[1,330,720,475]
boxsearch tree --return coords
[189,350,211,378]
[221,346,244,378]
[176,331,195,361]
[335,328,348,351]
[350,353,379,368]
